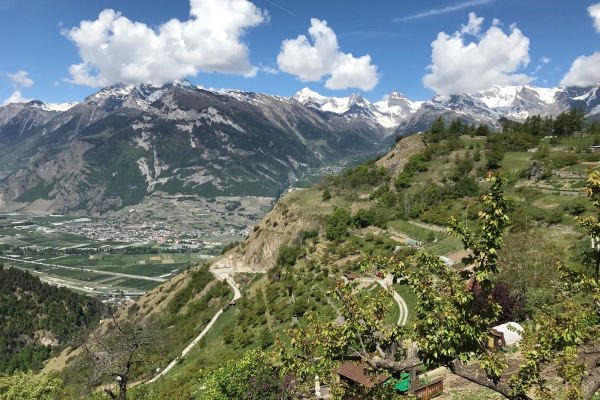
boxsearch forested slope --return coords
[0,265,103,373]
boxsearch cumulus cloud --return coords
[276,18,379,91]
[561,52,600,87]
[1,90,32,106]
[560,4,600,87]
[461,12,484,36]
[62,0,268,87]
[589,3,600,32]
[422,13,531,95]
[539,56,550,64]
[6,70,33,88]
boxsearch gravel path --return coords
[147,269,240,384]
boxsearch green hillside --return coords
[10,115,600,399]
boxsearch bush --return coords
[545,211,563,225]
[292,299,309,316]
[276,245,303,267]
[258,327,275,349]
[352,209,375,228]
[326,207,351,241]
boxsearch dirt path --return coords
[358,277,408,326]
[146,269,240,384]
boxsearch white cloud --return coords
[461,12,484,36]
[561,52,600,87]
[395,0,494,21]
[260,64,279,74]
[422,14,531,95]
[532,65,541,74]
[539,56,550,64]
[589,3,600,32]
[560,4,600,87]
[6,70,33,88]
[276,18,379,91]
[62,0,268,87]
[1,90,32,106]
[492,18,502,26]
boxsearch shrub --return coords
[326,207,351,241]
[276,245,303,267]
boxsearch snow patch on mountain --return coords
[294,88,420,129]
[38,102,79,112]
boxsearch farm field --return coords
[0,215,225,295]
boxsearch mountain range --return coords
[0,80,598,214]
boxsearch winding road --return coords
[147,268,240,384]
[147,269,409,383]
[357,277,409,326]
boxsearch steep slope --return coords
[0,266,103,374]
[0,84,389,214]
[212,134,426,272]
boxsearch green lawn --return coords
[425,235,464,256]
[387,220,436,242]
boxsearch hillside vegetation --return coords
[0,266,103,374]
[27,111,600,398]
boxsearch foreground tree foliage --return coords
[0,370,63,400]
[399,173,600,399]
[284,173,600,399]
[200,349,298,400]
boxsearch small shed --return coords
[406,238,422,247]
[337,362,389,389]
[228,300,237,307]
[344,273,358,281]
[491,322,524,346]
[487,328,505,350]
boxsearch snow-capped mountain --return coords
[295,83,600,135]
[86,79,197,111]
[28,100,79,112]
[294,88,421,129]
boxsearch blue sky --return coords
[1,0,599,105]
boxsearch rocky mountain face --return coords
[0,81,390,214]
[1,81,598,215]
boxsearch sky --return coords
[0,0,599,105]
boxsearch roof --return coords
[491,322,524,346]
[337,362,389,388]
[344,273,358,280]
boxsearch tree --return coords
[276,245,303,268]
[394,172,412,189]
[398,173,600,398]
[0,371,63,400]
[486,143,505,170]
[259,327,275,349]
[74,313,166,400]
[279,277,419,397]
[325,207,351,241]
[222,325,234,345]
[200,349,298,400]
[476,124,491,136]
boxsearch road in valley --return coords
[147,268,240,384]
